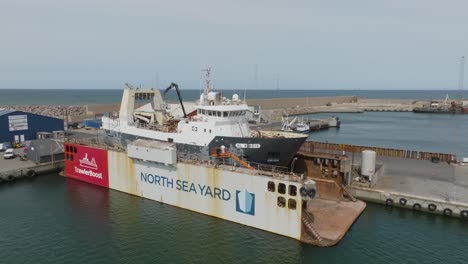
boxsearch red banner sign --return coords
[65,144,109,188]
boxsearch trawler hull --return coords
[104,131,307,167]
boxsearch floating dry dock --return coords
[63,138,365,247]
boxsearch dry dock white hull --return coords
[64,143,304,241]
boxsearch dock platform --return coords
[348,157,468,218]
[303,199,366,246]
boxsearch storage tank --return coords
[361,150,376,179]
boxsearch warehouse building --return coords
[26,139,64,164]
[0,109,64,143]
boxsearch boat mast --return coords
[202,67,212,94]
[458,56,465,105]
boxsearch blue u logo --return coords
[236,189,255,216]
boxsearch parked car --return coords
[3,149,16,159]
[12,142,23,148]
[0,143,12,152]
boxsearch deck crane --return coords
[163,82,187,118]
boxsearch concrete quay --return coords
[0,130,100,183]
[300,141,468,219]
[347,157,468,218]
[0,153,63,182]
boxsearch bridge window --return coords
[277,197,286,208]
[288,199,297,210]
[278,183,286,194]
[267,181,275,192]
[217,111,222,117]
[73,146,77,153]
[223,111,228,117]
[289,185,297,196]
[65,145,69,152]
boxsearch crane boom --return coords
[163,83,187,118]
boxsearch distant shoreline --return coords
[0,95,422,122]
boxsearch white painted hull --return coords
[65,143,304,241]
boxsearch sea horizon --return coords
[0,89,466,105]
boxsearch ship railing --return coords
[248,161,290,174]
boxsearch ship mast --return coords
[202,67,212,94]
[458,56,465,105]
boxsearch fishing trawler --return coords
[101,70,307,166]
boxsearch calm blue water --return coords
[0,89,467,105]
[307,112,468,159]
[0,175,467,264]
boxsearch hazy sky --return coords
[1,0,467,90]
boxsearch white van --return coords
[3,149,16,159]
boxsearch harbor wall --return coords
[348,186,468,218]
[300,141,456,162]
[0,162,63,181]
[247,96,356,110]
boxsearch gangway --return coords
[210,147,255,170]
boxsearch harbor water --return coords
[1,175,467,264]
[308,112,468,159]
[1,89,468,263]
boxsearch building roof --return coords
[28,139,64,156]
[0,109,64,121]
[0,109,16,116]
